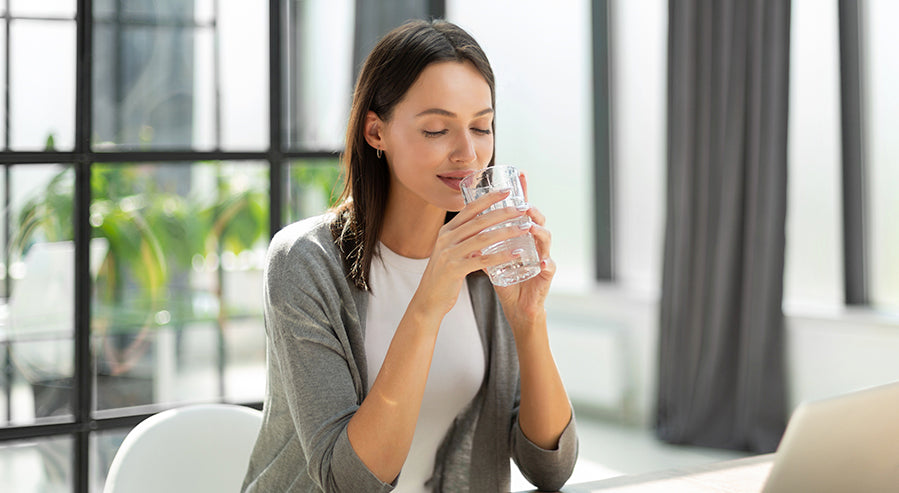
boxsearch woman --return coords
[242,19,577,492]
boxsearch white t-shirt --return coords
[365,243,486,492]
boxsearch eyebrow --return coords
[415,107,494,118]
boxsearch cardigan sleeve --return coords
[262,221,393,492]
[462,272,580,492]
[511,411,579,491]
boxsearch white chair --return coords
[103,403,263,493]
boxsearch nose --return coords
[450,131,477,164]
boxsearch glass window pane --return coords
[91,162,268,411]
[191,25,216,150]
[609,0,667,292]
[1,343,7,424]
[0,166,6,298]
[94,1,193,22]
[285,159,342,224]
[93,3,267,151]
[5,165,75,425]
[94,0,114,17]
[10,20,76,151]
[92,428,129,493]
[0,436,73,493]
[195,0,215,24]
[0,22,6,149]
[92,23,213,150]
[10,0,75,18]
[219,0,268,151]
[284,0,353,151]
[1,167,5,425]
[784,0,843,309]
[865,0,899,311]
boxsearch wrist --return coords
[507,306,546,333]
[509,310,548,345]
[406,291,449,333]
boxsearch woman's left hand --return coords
[493,172,555,332]
[495,172,572,453]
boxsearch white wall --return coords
[787,309,899,409]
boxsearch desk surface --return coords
[523,455,774,493]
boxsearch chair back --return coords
[103,403,262,493]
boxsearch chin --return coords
[445,198,466,213]
[429,192,465,213]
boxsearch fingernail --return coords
[511,248,525,257]
[516,203,530,212]
[518,221,533,230]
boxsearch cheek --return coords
[387,134,442,179]
[397,137,450,166]
[477,137,495,163]
[392,130,437,156]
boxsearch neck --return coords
[380,194,446,259]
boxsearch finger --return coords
[519,171,529,201]
[460,242,523,275]
[526,205,546,227]
[448,189,512,226]
[528,223,552,259]
[458,219,531,256]
[450,205,530,243]
[539,256,557,279]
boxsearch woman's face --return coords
[374,60,494,212]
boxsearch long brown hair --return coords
[332,19,496,290]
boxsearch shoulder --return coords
[270,213,337,252]
[265,213,345,288]
[268,213,337,261]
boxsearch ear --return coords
[363,111,385,152]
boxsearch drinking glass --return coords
[460,165,541,287]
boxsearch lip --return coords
[437,170,478,191]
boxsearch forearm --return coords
[346,300,441,484]
[514,313,572,450]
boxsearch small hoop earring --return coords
[376,148,383,159]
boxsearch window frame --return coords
[838,0,869,306]
[592,0,614,282]
[0,1,449,492]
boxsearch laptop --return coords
[762,381,899,493]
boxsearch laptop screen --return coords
[762,381,899,493]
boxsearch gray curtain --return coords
[655,0,790,453]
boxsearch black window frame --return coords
[0,1,444,492]
[838,0,869,306]
[592,0,613,282]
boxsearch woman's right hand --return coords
[411,189,531,324]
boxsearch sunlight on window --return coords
[865,0,899,311]
[784,0,843,310]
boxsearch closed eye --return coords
[472,128,492,135]
[423,129,449,138]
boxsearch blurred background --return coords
[0,0,896,491]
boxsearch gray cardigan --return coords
[242,214,578,492]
